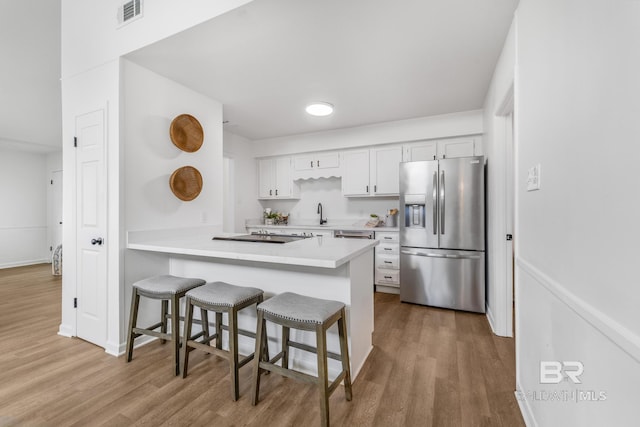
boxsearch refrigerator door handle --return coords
[440,170,445,235]
[401,250,446,258]
[432,171,438,235]
[445,254,482,260]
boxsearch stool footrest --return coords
[287,340,343,361]
[132,327,171,341]
[258,360,318,385]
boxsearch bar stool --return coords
[251,292,352,427]
[181,281,265,401]
[126,275,206,375]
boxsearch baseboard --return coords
[515,385,537,427]
[58,323,74,338]
[485,301,497,333]
[517,257,640,363]
[374,284,400,294]
[0,258,50,269]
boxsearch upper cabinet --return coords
[341,146,402,197]
[341,150,370,196]
[403,137,481,161]
[258,157,299,199]
[292,151,341,180]
[293,152,340,171]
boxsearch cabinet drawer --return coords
[375,231,398,243]
[377,243,398,255]
[376,254,399,269]
[375,268,400,285]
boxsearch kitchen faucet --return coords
[317,203,327,225]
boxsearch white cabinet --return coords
[293,152,340,171]
[258,157,299,199]
[341,150,371,196]
[342,146,402,197]
[374,231,400,293]
[370,146,402,196]
[403,136,480,161]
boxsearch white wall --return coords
[120,60,224,351]
[0,148,48,268]
[123,61,223,231]
[514,1,640,425]
[61,0,253,79]
[223,131,261,232]
[482,21,516,337]
[250,110,483,157]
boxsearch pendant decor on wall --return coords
[170,114,204,152]
[170,166,203,201]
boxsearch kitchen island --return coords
[127,228,377,379]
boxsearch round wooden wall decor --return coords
[169,166,203,201]
[169,114,204,152]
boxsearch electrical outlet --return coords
[527,164,541,191]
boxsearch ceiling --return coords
[126,0,519,141]
[1,0,518,152]
[0,0,61,152]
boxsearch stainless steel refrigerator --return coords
[399,156,485,313]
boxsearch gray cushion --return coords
[257,292,344,325]
[186,281,263,307]
[133,275,205,298]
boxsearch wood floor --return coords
[0,264,524,426]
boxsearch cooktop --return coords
[212,234,308,244]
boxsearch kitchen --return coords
[2,0,637,426]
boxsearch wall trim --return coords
[0,258,49,269]
[485,301,497,333]
[514,387,537,427]
[516,257,640,363]
[0,225,47,230]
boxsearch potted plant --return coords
[264,211,279,225]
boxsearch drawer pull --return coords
[384,261,392,264]
[384,276,393,279]
[384,248,393,251]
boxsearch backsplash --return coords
[259,177,399,225]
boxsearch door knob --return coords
[91,238,103,245]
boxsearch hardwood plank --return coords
[0,264,524,426]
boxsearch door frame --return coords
[494,83,515,337]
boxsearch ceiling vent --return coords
[117,0,143,27]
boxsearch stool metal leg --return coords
[171,295,181,376]
[229,307,240,401]
[160,300,169,344]
[281,326,290,369]
[251,310,266,406]
[126,288,140,362]
[338,309,352,401]
[181,297,195,378]
[316,324,330,427]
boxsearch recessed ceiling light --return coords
[305,102,334,117]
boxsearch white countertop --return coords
[127,230,379,269]
[245,223,399,232]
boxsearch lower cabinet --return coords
[374,231,400,294]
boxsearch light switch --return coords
[527,164,541,191]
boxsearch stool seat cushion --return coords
[133,275,205,297]
[186,281,263,307]
[257,292,344,325]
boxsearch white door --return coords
[505,112,515,336]
[274,157,292,197]
[258,158,274,198]
[75,109,107,347]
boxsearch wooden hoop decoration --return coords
[169,166,203,201]
[169,114,204,152]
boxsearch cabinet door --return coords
[274,157,292,197]
[315,152,340,169]
[342,150,370,196]
[258,158,274,198]
[404,141,438,161]
[293,155,315,171]
[439,138,476,159]
[371,146,402,195]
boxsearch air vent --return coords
[117,0,142,27]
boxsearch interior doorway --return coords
[495,83,515,337]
